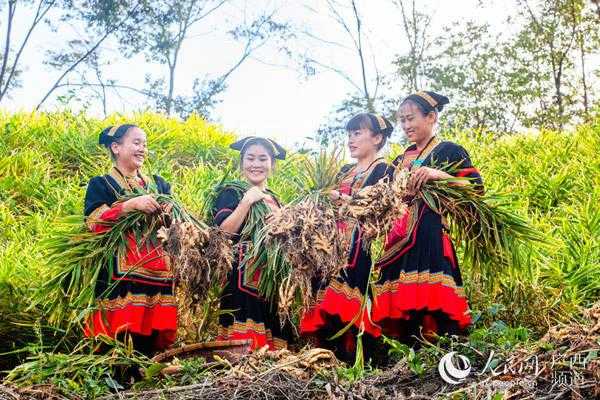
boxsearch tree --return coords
[0,0,58,103]
[44,42,117,116]
[36,0,146,110]
[592,0,600,17]
[130,0,230,116]
[413,0,599,132]
[390,0,433,93]
[95,0,292,119]
[34,0,292,118]
[565,0,600,120]
[312,0,380,112]
[300,0,385,143]
[513,0,586,129]
[420,22,534,133]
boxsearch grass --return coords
[4,336,156,398]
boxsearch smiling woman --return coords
[372,91,482,344]
[300,113,394,362]
[211,136,290,351]
[83,124,177,355]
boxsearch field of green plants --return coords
[0,111,598,397]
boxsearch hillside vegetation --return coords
[0,111,598,398]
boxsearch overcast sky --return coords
[3,0,517,147]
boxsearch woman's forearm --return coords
[219,199,252,234]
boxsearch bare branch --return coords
[523,0,542,30]
[53,82,157,98]
[366,32,381,101]
[305,58,362,92]
[189,0,228,25]
[301,29,352,51]
[1,0,57,99]
[350,0,370,106]
[36,1,143,110]
[0,1,17,95]
[218,13,279,84]
[325,0,358,49]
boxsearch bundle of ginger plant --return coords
[250,148,350,321]
[259,193,350,321]
[158,220,233,305]
[337,169,410,245]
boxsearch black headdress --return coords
[403,91,450,114]
[346,113,394,137]
[98,124,138,147]
[230,136,286,160]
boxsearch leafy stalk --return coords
[419,175,544,272]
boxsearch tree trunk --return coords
[579,39,589,119]
[351,0,371,110]
[1,0,57,101]
[0,1,16,101]
[166,62,176,116]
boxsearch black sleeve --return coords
[364,162,393,187]
[437,142,483,186]
[212,188,240,226]
[153,175,172,195]
[84,176,113,216]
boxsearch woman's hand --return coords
[241,186,268,206]
[265,213,275,224]
[122,194,161,214]
[408,167,449,193]
[220,187,270,234]
[161,202,173,215]
[330,190,352,202]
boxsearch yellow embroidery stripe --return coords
[219,319,288,350]
[86,204,110,230]
[315,288,326,303]
[109,167,151,192]
[265,138,281,157]
[107,126,119,136]
[374,114,386,130]
[272,338,288,350]
[341,159,387,192]
[219,318,272,336]
[377,204,420,264]
[240,137,280,158]
[327,280,365,302]
[373,271,466,298]
[117,252,173,279]
[415,91,437,108]
[414,137,440,165]
[99,292,176,311]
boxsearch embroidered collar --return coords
[109,167,151,192]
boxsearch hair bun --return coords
[434,93,450,112]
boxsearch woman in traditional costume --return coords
[212,137,289,351]
[84,124,177,355]
[300,113,393,361]
[372,91,482,343]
